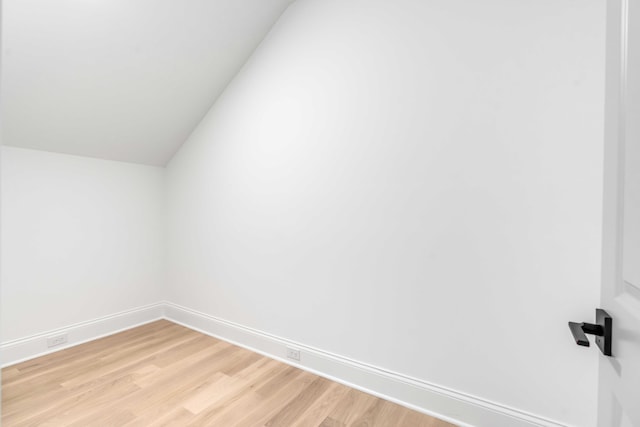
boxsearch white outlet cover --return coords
[47,333,68,348]
[286,347,301,361]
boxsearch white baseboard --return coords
[1,301,568,427]
[164,302,568,427]
[0,302,165,367]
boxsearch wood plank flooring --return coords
[2,320,456,426]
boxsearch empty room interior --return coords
[2,0,640,426]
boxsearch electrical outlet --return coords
[286,347,301,361]
[47,333,68,348]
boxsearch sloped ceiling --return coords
[1,0,294,166]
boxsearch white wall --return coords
[1,146,164,342]
[166,0,605,426]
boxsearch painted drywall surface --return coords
[1,0,293,166]
[1,146,164,341]
[166,0,604,425]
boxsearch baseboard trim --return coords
[0,302,165,367]
[164,302,568,427]
[1,302,569,427]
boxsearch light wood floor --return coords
[2,320,456,426]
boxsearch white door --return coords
[598,0,640,425]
